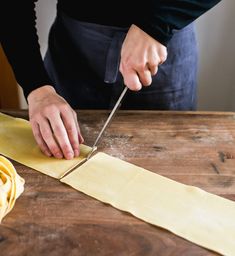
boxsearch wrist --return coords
[27,85,56,103]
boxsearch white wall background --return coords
[195,0,235,111]
[20,0,235,111]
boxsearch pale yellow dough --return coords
[61,152,235,256]
[1,112,235,255]
[0,156,25,222]
[0,112,91,179]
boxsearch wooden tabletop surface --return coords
[1,109,235,256]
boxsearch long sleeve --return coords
[135,0,222,45]
[0,1,53,99]
[0,0,222,99]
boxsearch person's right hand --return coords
[27,85,84,160]
[120,24,167,91]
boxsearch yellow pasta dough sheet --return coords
[1,112,235,254]
[61,152,235,256]
[0,112,91,179]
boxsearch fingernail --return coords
[74,149,79,157]
[55,153,63,159]
[45,151,52,157]
[66,152,74,160]
[79,134,84,144]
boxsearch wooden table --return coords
[1,110,235,256]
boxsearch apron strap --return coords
[104,32,126,84]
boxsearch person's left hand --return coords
[120,24,167,91]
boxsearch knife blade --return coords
[59,85,128,179]
[86,85,128,159]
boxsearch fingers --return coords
[137,67,152,86]
[49,112,76,160]
[73,112,85,144]
[120,52,166,91]
[119,24,168,91]
[31,121,52,157]
[28,87,84,160]
[120,63,142,91]
[39,117,64,159]
[120,61,155,91]
[60,110,82,158]
[147,54,159,76]
[30,107,83,160]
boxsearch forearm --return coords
[1,1,53,98]
[135,0,221,45]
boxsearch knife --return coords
[86,85,128,159]
[59,86,128,179]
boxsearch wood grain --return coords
[1,110,235,256]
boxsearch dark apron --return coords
[44,12,198,110]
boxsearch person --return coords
[1,1,221,160]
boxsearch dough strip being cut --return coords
[61,152,235,256]
[0,112,91,179]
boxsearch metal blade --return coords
[87,86,128,159]
[59,86,128,179]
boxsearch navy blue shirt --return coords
[1,0,221,98]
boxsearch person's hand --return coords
[27,85,84,160]
[120,24,167,91]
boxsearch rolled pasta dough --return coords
[0,112,91,179]
[61,152,235,256]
